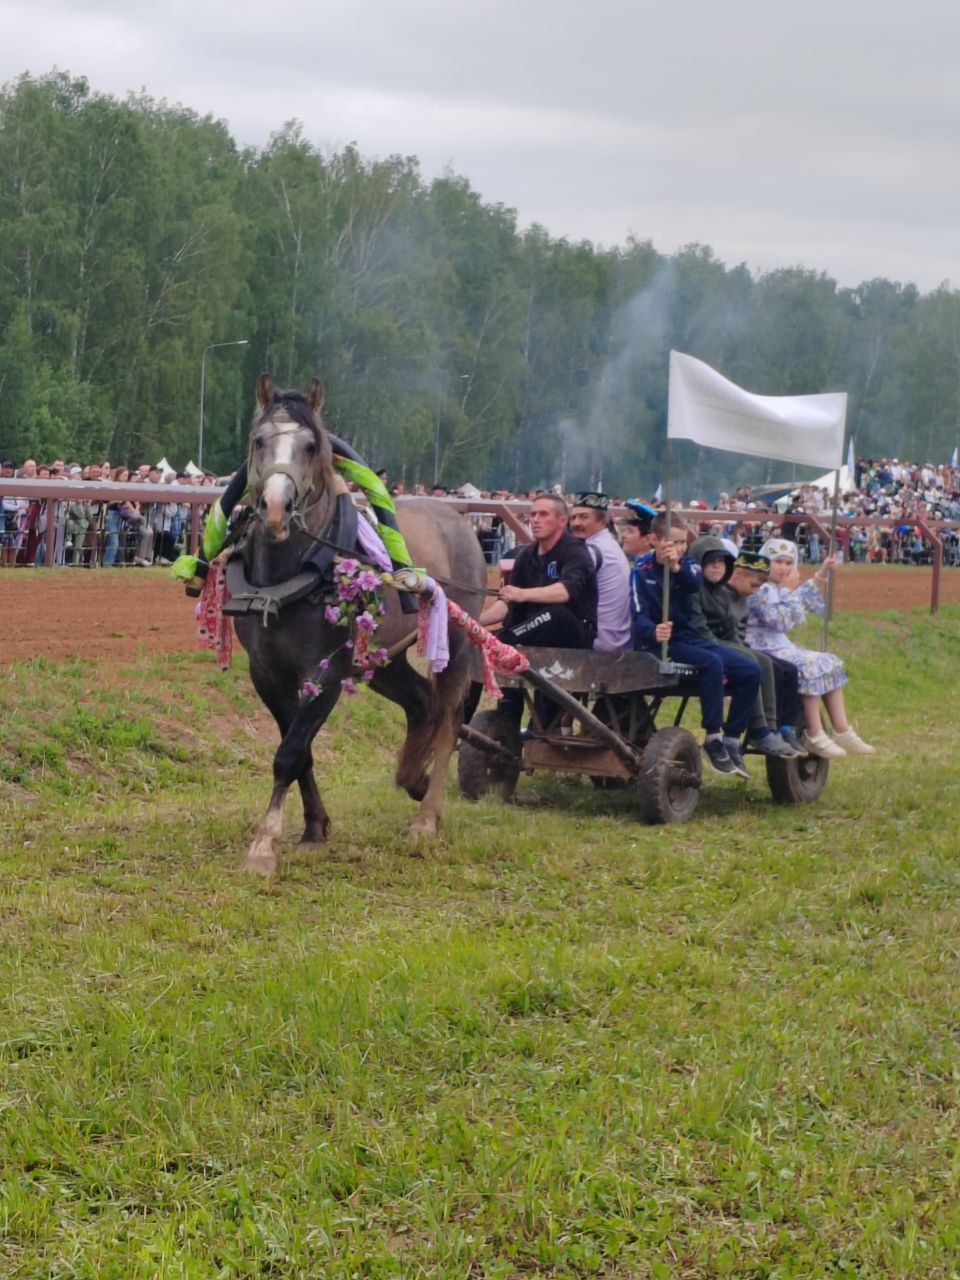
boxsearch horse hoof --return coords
[299,825,329,846]
[409,815,439,838]
[244,843,277,876]
[244,858,276,878]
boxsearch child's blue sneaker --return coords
[779,727,806,755]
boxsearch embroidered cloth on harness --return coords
[416,577,450,673]
[444,598,530,699]
[386,569,532,699]
[196,561,233,670]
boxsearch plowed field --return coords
[1,564,957,666]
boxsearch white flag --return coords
[653,482,663,503]
[951,446,959,469]
[847,436,855,478]
[668,352,847,470]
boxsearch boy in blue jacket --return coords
[630,512,761,777]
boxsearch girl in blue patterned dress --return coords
[745,538,875,760]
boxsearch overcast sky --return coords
[2,0,956,292]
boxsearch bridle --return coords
[247,419,322,514]
[245,406,498,597]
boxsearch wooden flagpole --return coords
[660,441,673,665]
[820,459,842,650]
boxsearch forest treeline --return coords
[1,70,958,497]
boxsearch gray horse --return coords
[233,374,486,874]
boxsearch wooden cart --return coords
[458,647,829,823]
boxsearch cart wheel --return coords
[765,753,829,804]
[458,710,521,802]
[635,726,701,824]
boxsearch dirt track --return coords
[0,565,957,666]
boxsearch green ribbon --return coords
[171,554,200,582]
[202,499,229,561]
[175,456,413,583]
[333,455,413,569]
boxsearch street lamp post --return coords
[199,340,248,469]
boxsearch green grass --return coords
[2,610,960,1277]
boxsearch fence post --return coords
[190,503,202,555]
[917,519,942,614]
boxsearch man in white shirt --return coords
[569,492,632,652]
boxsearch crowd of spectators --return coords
[707,458,960,566]
[2,453,959,570]
[0,458,217,568]
[434,457,960,568]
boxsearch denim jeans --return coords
[103,508,122,566]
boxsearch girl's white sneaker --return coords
[831,727,876,755]
[802,730,847,759]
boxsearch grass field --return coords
[2,608,960,1278]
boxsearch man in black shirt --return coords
[480,493,598,647]
[476,494,598,730]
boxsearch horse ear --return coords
[255,374,274,410]
[306,378,325,414]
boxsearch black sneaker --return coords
[702,737,736,774]
[779,727,807,755]
[722,736,751,779]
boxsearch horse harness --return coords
[222,490,359,624]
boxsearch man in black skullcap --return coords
[569,491,631,651]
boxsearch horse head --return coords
[247,373,336,542]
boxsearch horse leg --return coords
[297,762,329,845]
[245,665,345,875]
[368,654,436,802]
[408,657,469,836]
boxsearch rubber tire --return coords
[458,710,521,802]
[635,726,702,824]
[765,753,830,804]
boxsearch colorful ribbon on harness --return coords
[445,599,530,699]
[332,455,413,571]
[195,561,233,670]
[416,578,450,673]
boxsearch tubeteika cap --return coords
[734,551,771,575]
[573,491,609,511]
